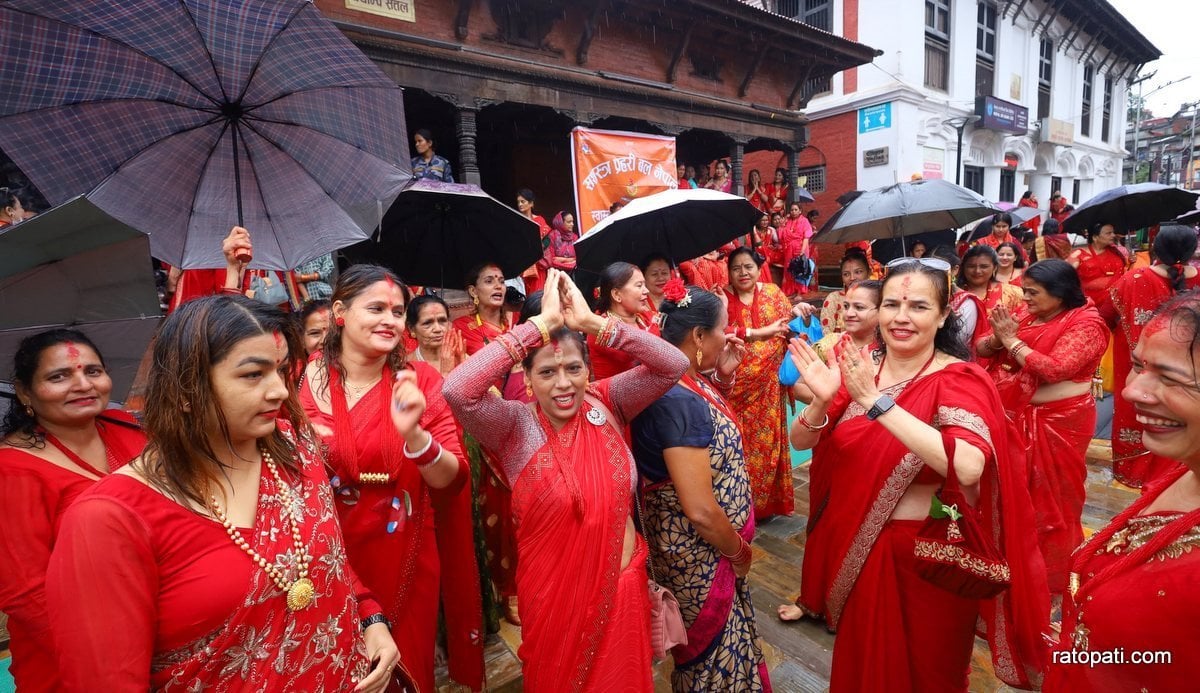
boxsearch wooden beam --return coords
[666,21,695,84]
[455,0,472,41]
[576,0,605,66]
[787,63,817,110]
[738,41,770,98]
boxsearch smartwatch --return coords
[866,394,896,421]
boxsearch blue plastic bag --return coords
[778,314,824,386]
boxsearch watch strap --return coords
[867,394,896,421]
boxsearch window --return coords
[925,0,950,91]
[774,1,832,31]
[999,168,1016,202]
[1081,64,1094,137]
[963,165,984,195]
[797,165,826,193]
[1051,176,1063,198]
[975,2,997,98]
[1102,76,1113,142]
[804,74,833,98]
[1072,179,1081,204]
[1038,38,1053,120]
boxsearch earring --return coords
[473,295,480,307]
[525,381,534,399]
[23,404,34,417]
[335,316,345,327]
[695,347,704,367]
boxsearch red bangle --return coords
[404,435,442,469]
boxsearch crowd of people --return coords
[4,150,1200,693]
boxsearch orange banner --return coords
[570,127,677,235]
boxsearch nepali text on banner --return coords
[570,127,677,236]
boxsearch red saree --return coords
[725,282,794,517]
[444,320,688,691]
[984,304,1107,594]
[1103,268,1198,488]
[453,313,509,357]
[46,424,380,691]
[1074,245,1129,306]
[1046,467,1200,692]
[778,216,813,296]
[586,313,660,380]
[0,412,145,693]
[803,363,1048,691]
[301,362,482,692]
[976,231,1030,264]
[679,256,729,292]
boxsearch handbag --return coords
[787,255,813,283]
[249,272,289,306]
[637,486,688,660]
[778,315,823,386]
[912,434,1011,599]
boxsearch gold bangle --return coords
[528,316,551,345]
[798,409,829,431]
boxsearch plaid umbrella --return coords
[0,0,411,270]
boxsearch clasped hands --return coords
[787,333,881,408]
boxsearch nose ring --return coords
[1143,393,1153,402]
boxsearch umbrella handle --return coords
[231,122,244,228]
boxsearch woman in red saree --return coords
[0,330,146,693]
[1017,191,1041,236]
[1098,224,1199,488]
[587,261,660,379]
[445,270,689,691]
[723,248,794,517]
[46,295,399,692]
[1046,293,1200,691]
[763,168,790,212]
[517,188,552,295]
[680,250,729,292]
[958,244,1024,313]
[631,284,770,691]
[1068,222,1130,306]
[300,265,482,693]
[788,259,1048,691]
[778,202,814,297]
[168,226,301,313]
[974,213,1031,265]
[978,259,1107,599]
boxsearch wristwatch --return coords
[866,394,897,421]
[361,613,391,631]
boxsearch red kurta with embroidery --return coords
[46,423,381,691]
[0,412,145,693]
[1100,268,1200,488]
[445,320,688,691]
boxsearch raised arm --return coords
[604,321,689,424]
[442,322,538,459]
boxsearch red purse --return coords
[913,434,1011,599]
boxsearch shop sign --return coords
[346,0,415,23]
[863,147,889,167]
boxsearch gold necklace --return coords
[343,375,381,400]
[208,449,314,611]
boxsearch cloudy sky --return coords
[1108,0,1200,118]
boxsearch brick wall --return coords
[803,110,857,268]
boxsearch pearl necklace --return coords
[208,449,314,611]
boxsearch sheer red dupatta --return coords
[513,381,652,692]
[812,364,1048,689]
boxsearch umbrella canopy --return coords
[574,188,760,275]
[0,196,162,407]
[957,206,1043,243]
[344,180,542,289]
[795,187,815,203]
[0,0,411,270]
[1062,183,1200,234]
[813,179,998,244]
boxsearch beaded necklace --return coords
[208,448,314,611]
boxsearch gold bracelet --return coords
[528,316,551,345]
[798,409,829,431]
[1009,340,1028,359]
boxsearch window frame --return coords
[1037,37,1053,121]
[1081,63,1094,138]
[924,0,952,91]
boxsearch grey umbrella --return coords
[813,179,999,244]
[0,197,162,408]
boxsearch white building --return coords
[786,0,1160,209]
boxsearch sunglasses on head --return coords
[885,257,952,272]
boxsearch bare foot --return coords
[777,604,805,622]
[504,595,522,626]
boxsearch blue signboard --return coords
[975,96,1028,135]
[858,103,892,134]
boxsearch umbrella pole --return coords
[231,123,244,228]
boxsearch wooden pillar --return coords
[730,139,746,196]
[455,106,481,185]
[787,146,801,204]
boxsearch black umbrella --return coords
[813,179,998,244]
[957,206,1043,243]
[0,196,162,409]
[574,188,761,275]
[0,0,411,270]
[344,180,542,288]
[1062,183,1200,233]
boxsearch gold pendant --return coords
[287,577,315,611]
[1071,619,1090,651]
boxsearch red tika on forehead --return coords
[272,330,284,351]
